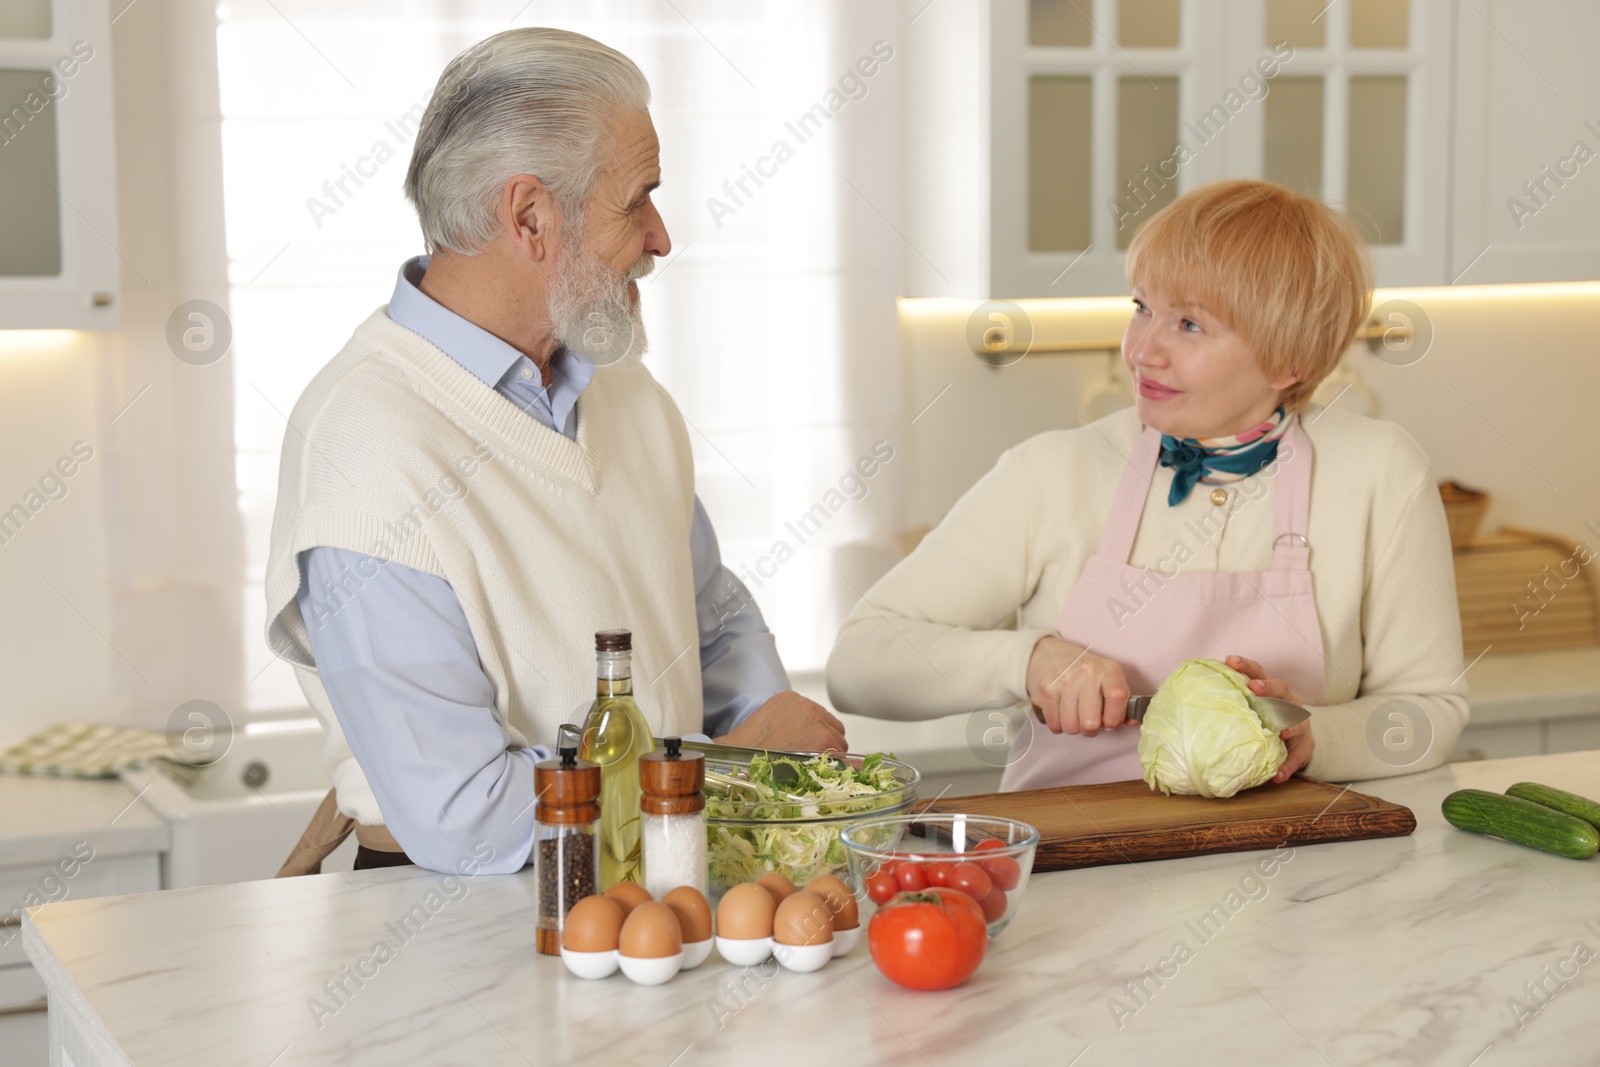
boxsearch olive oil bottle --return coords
[577,629,654,888]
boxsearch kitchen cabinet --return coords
[1449,0,1600,284]
[0,775,165,1066]
[1453,647,1600,760]
[1451,721,1543,761]
[907,0,1600,298]
[0,0,119,329]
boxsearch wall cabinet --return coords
[905,0,1598,298]
[0,0,119,329]
[1449,0,1600,284]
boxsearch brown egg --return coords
[756,871,796,906]
[562,894,625,953]
[618,901,683,959]
[803,875,860,931]
[604,881,652,917]
[715,882,777,940]
[661,885,713,943]
[774,891,834,947]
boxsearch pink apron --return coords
[999,417,1327,792]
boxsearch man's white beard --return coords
[548,230,654,368]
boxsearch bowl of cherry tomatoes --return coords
[840,814,1038,938]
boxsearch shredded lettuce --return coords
[706,752,902,891]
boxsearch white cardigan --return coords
[826,405,1469,783]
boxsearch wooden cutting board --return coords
[919,777,1415,872]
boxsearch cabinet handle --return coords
[0,997,48,1016]
[970,320,1411,363]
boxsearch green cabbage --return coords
[1138,658,1286,798]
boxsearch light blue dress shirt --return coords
[294,256,787,873]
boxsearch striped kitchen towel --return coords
[0,721,211,779]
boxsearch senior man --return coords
[265,28,844,877]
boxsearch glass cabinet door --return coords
[0,67,64,276]
[0,0,63,277]
[0,0,121,327]
[0,1,52,39]
[1261,0,1414,246]
[969,0,1447,297]
[1012,0,1185,290]
[1028,74,1092,251]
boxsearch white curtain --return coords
[93,1,244,732]
[204,0,905,710]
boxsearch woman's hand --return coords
[1225,654,1314,783]
[1027,637,1132,736]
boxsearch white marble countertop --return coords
[23,750,1600,1067]
[0,774,167,869]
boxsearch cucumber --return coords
[1441,788,1600,859]
[1506,782,1600,833]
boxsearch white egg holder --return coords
[561,925,861,984]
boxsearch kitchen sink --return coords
[119,713,354,888]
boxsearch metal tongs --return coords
[1030,695,1312,731]
[655,736,849,791]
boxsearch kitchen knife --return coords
[1029,695,1311,732]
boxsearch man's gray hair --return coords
[404,28,651,255]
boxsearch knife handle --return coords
[1029,697,1151,727]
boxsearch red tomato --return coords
[973,839,1005,852]
[977,885,1008,922]
[895,862,929,892]
[867,889,989,991]
[946,863,992,900]
[865,870,899,905]
[926,862,951,887]
[977,854,1022,891]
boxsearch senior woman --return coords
[827,180,1468,791]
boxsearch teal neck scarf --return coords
[1159,407,1290,506]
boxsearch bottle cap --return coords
[639,736,705,815]
[534,746,601,825]
[595,629,631,652]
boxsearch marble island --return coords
[23,750,1600,1066]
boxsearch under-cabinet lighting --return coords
[0,330,80,355]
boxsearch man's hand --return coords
[715,691,848,753]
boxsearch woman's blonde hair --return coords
[1124,180,1373,412]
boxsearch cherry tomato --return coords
[977,854,1022,891]
[867,888,989,991]
[973,839,1005,852]
[925,862,951,887]
[865,870,899,905]
[895,862,929,892]
[947,863,993,900]
[977,885,1009,923]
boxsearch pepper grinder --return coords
[533,738,601,956]
[639,737,707,900]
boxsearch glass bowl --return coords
[703,752,919,905]
[840,813,1039,937]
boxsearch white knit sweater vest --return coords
[263,308,703,826]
